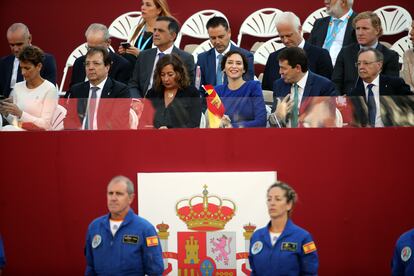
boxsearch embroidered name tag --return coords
[281,242,298,252]
[123,235,139,244]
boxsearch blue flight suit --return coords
[392,228,414,276]
[85,209,164,276]
[249,219,318,276]
[0,235,5,269]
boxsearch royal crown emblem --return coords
[176,185,236,231]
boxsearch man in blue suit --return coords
[196,16,254,90]
[270,47,338,127]
[262,11,333,91]
[0,23,57,98]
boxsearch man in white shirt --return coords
[349,48,412,127]
[270,47,338,127]
[309,0,357,65]
[262,11,333,90]
[0,23,57,98]
[128,16,195,98]
[65,47,131,130]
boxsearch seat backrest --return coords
[108,11,142,40]
[129,108,139,130]
[302,7,328,34]
[237,8,282,47]
[51,104,67,130]
[175,9,228,48]
[390,35,412,64]
[374,5,412,35]
[192,40,214,64]
[59,43,89,93]
[253,37,285,65]
[59,43,115,93]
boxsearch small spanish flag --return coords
[146,236,159,247]
[303,241,317,254]
[203,84,225,128]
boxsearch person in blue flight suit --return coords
[0,235,5,276]
[84,175,164,276]
[248,181,318,276]
[392,228,414,276]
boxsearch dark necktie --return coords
[367,83,376,127]
[216,54,223,85]
[158,52,165,59]
[291,83,299,128]
[86,87,99,130]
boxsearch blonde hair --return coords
[130,0,171,43]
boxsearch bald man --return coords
[0,23,57,98]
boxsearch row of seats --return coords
[59,5,412,94]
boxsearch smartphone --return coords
[121,42,131,48]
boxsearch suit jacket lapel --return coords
[303,72,313,100]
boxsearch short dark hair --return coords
[156,16,180,36]
[206,16,229,31]
[85,46,112,66]
[278,47,308,72]
[358,47,384,63]
[18,45,44,66]
[153,53,190,91]
[221,50,248,74]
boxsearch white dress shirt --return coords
[363,75,384,127]
[82,77,107,130]
[147,44,174,92]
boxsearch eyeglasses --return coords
[355,61,379,67]
[84,61,104,67]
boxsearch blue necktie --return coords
[367,84,376,127]
[158,52,165,59]
[216,54,223,85]
[291,83,299,128]
[86,87,98,130]
[323,18,341,50]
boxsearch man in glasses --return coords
[332,11,399,95]
[349,48,412,127]
[64,47,131,130]
[69,23,132,88]
[0,23,57,98]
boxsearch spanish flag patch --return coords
[303,241,317,254]
[146,236,159,247]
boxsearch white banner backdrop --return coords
[137,171,277,275]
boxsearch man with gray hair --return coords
[0,23,57,98]
[70,23,132,88]
[309,0,358,65]
[348,48,411,127]
[262,11,333,90]
[84,175,164,275]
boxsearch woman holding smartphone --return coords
[0,46,58,130]
[118,0,171,65]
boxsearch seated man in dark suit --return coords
[309,0,357,65]
[332,11,400,95]
[129,16,195,98]
[64,47,131,130]
[262,11,333,91]
[196,16,254,88]
[349,48,412,127]
[0,23,57,98]
[69,23,132,88]
[270,47,338,127]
